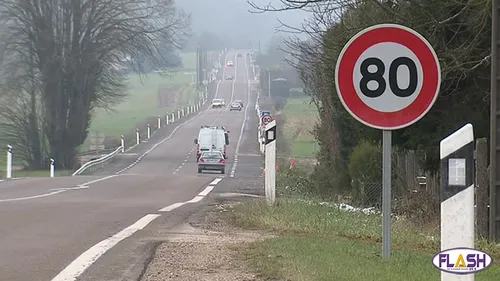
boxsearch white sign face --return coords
[353,42,424,113]
[448,158,466,186]
[267,131,274,140]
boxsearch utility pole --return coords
[490,0,500,241]
[268,69,271,98]
[196,43,199,89]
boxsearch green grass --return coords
[281,97,319,157]
[181,52,197,70]
[230,198,500,281]
[0,169,72,178]
[83,53,199,150]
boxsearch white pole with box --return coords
[264,119,276,204]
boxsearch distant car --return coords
[198,151,226,174]
[211,98,225,108]
[226,61,233,66]
[237,53,242,57]
[226,75,233,80]
[229,102,242,111]
[233,100,243,107]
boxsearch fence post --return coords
[6,145,12,179]
[121,135,125,152]
[147,124,151,139]
[157,115,161,129]
[50,158,55,178]
[476,138,489,238]
[136,129,140,145]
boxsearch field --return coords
[0,52,198,177]
[280,97,319,157]
[230,198,500,281]
[83,52,198,151]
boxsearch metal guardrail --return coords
[76,148,116,156]
[72,146,123,176]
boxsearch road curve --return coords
[0,50,258,281]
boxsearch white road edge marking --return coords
[159,179,221,212]
[230,54,251,178]
[50,214,160,281]
[0,175,119,202]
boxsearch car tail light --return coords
[219,159,225,164]
[199,158,204,163]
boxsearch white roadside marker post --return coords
[50,158,55,178]
[439,123,475,281]
[264,119,276,205]
[6,145,12,179]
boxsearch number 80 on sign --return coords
[335,24,441,130]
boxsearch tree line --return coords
[0,0,189,169]
[249,0,490,200]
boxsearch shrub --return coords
[348,140,382,207]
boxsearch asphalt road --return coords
[0,50,263,281]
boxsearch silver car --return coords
[197,151,226,174]
[229,102,242,111]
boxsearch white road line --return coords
[198,185,215,196]
[0,190,67,202]
[230,54,251,178]
[159,178,221,212]
[209,178,223,185]
[50,214,160,281]
[0,175,119,202]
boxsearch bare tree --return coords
[0,0,189,168]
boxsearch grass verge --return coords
[281,97,318,157]
[0,169,72,178]
[230,198,500,281]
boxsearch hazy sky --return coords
[176,0,308,48]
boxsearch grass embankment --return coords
[83,52,198,150]
[280,97,318,157]
[230,199,500,280]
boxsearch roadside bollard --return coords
[147,124,151,139]
[50,158,55,178]
[136,129,140,145]
[181,108,184,117]
[177,110,180,120]
[157,115,161,129]
[166,114,169,125]
[6,145,12,179]
[121,135,125,152]
[172,112,175,123]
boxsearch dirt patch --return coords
[157,87,183,108]
[140,201,273,281]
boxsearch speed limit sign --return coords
[335,24,441,130]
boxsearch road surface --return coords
[0,50,263,281]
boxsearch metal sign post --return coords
[335,24,441,259]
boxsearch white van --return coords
[194,126,229,160]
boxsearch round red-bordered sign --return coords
[261,115,274,125]
[335,24,441,130]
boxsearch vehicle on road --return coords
[229,102,242,111]
[233,100,243,107]
[237,53,242,57]
[211,98,225,108]
[194,126,229,160]
[197,151,225,174]
[226,75,233,80]
[226,61,233,66]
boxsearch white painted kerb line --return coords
[159,179,222,212]
[50,214,160,281]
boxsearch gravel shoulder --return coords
[140,198,272,281]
